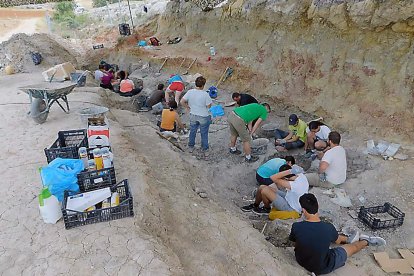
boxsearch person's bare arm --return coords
[319,161,329,174]
[270,170,293,190]
[247,121,253,132]
[286,133,299,142]
[175,113,184,129]
[180,98,190,111]
[283,131,294,141]
[251,118,263,135]
[207,103,212,109]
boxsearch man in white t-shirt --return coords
[241,164,309,215]
[94,64,105,81]
[181,76,212,156]
[306,131,347,188]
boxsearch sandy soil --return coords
[0,8,48,42]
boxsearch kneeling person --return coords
[241,164,309,214]
[256,156,295,185]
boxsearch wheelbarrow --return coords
[19,82,77,124]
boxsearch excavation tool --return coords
[183,58,197,75]
[158,57,169,73]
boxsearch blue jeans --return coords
[189,114,211,150]
[274,129,305,150]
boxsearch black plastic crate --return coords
[77,167,116,192]
[358,202,404,230]
[44,129,88,163]
[62,179,134,229]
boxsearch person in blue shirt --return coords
[165,74,185,106]
[256,156,295,185]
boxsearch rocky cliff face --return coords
[0,0,65,7]
[160,0,414,141]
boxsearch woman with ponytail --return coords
[160,101,185,132]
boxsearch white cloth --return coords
[182,89,213,117]
[286,174,309,213]
[94,70,104,81]
[306,125,331,141]
[322,146,347,185]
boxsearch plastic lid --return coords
[39,187,52,206]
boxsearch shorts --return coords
[228,112,251,143]
[314,137,328,149]
[319,247,347,274]
[272,190,294,211]
[167,82,184,92]
[256,172,273,185]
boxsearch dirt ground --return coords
[0,57,413,275]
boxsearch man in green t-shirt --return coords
[274,114,306,152]
[228,103,271,162]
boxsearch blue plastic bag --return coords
[138,40,147,47]
[40,158,84,201]
[209,105,225,118]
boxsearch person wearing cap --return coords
[165,74,185,105]
[228,103,271,163]
[289,193,386,275]
[274,114,307,152]
[241,164,309,215]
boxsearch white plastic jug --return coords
[39,187,62,224]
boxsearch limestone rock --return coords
[328,3,348,31]
[391,22,414,33]
[348,0,377,29]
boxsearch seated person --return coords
[165,74,185,105]
[290,193,386,275]
[305,121,331,154]
[241,164,309,215]
[159,101,184,132]
[100,68,114,90]
[118,71,141,97]
[232,92,258,106]
[275,114,307,152]
[256,156,295,185]
[94,64,105,81]
[146,83,165,108]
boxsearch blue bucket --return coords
[207,86,218,99]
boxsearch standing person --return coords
[118,71,142,97]
[228,103,271,162]
[94,64,105,81]
[232,92,258,106]
[256,156,295,185]
[306,131,347,188]
[304,121,331,154]
[165,74,185,105]
[289,193,386,275]
[241,164,309,214]
[159,101,184,132]
[180,76,212,156]
[274,114,307,152]
[145,84,165,108]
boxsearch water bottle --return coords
[78,147,88,170]
[210,46,216,56]
[93,148,103,170]
[101,147,112,168]
[88,159,96,171]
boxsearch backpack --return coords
[150,37,160,46]
[31,52,42,65]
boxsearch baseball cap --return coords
[289,114,298,125]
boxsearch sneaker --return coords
[347,230,360,244]
[188,147,195,153]
[245,155,259,163]
[203,150,209,157]
[229,148,242,155]
[241,203,257,212]
[252,206,271,215]
[360,234,386,246]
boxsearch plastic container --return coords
[78,147,88,169]
[39,187,62,224]
[93,148,103,170]
[44,129,88,163]
[61,179,134,229]
[88,159,96,171]
[111,192,120,207]
[77,167,116,192]
[210,46,216,56]
[79,106,109,125]
[358,202,405,230]
[101,147,112,168]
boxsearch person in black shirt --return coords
[232,92,258,106]
[289,193,386,275]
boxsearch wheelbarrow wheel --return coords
[30,98,49,124]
